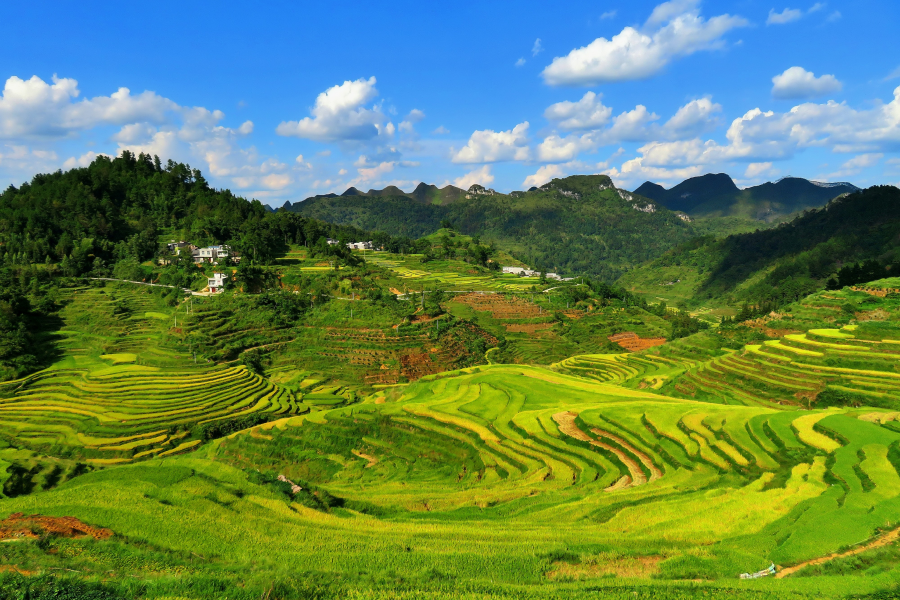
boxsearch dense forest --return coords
[287,175,696,281]
[0,151,412,275]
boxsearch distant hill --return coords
[283,175,695,280]
[282,182,467,211]
[634,173,859,221]
[618,185,900,306]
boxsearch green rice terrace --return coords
[3,270,900,599]
[2,165,900,598]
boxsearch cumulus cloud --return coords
[600,10,617,19]
[451,165,494,189]
[542,0,747,86]
[824,153,883,178]
[432,126,450,135]
[536,96,720,163]
[0,74,177,139]
[515,58,527,67]
[544,92,612,131]
[744,162,774,178]
[766,8,803,25]
[275,77,389,142]
[523,164,569,188]
[0,144,59,173]
[607,86,900,188]
[452,122,531,163]
[662,97,722,138]
[532,38,543,57]
[772,66,841,99]
[63,151,110,170]
[399,108,425,133]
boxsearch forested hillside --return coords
[619,185,900,308]
[287,175,696,280]
[0,152,395,272]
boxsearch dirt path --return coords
[591,428,663,481]
[775,526,900,578]
[352,449,379,468]
[553,412,647,487]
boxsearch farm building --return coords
[208,272,227,293]
[192,245,234,264]
[346,241,374,251]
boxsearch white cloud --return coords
[398,110,424,134]
[532,38,543,57]
[452,122,530,163]
[295,154,312,169]
[544,92,612,131]
[772,66,841,99]
[536,96,720,163]
[0,74,178,139]
[537,133,594,162]
[62,151,110,170]
[451,165,494,189]
[662,97,722,138]
[515,58,527,67]
[826,10,841,22]
[600,10,617,19]
[744,162,774,178]
[542,0,747,85]
[609,159,704,189]
[432,126,449,135]
[824,153,883,178]
[338,168,348,175]
[0,145,59,174]
[275,77,386,142]
[523,164,566,188]
[606,86,900,186]
[808,2,826,13]
[767,8,803,25]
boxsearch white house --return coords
[346,241,374,251]
[326,238,339,245]
[192,245,232,264]
[208,272,227,293]
[502,266,526,275]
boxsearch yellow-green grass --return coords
[6,364,899,594]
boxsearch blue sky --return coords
[1,0,899,205]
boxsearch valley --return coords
[0,154,899,599]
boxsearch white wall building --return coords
[208,272,227,293]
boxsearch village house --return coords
[192,245,233,264]
[346,241,374,251]
[208,272,227,293]
[326,238,339,245]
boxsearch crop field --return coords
[4,273,900,597]
[0,285,308,467]
[3,364,899,598]
[364,252,546,291]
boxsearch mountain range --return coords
[634,173,859,221]
[283,175,694,281]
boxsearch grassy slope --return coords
[2,364,898,598]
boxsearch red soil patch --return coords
[505,322,554,334]
[0,513,113,541]
[455,293,543,319]
[608,332,667,351]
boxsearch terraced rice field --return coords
[0,364,307,462]
[365,253,543,291]
[208,364,900,580]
